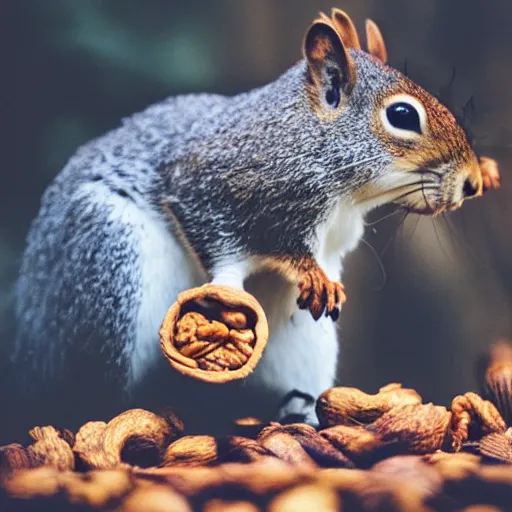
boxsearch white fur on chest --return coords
[315,200,365,281]
[245,201,366,413]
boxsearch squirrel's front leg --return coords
[209,254,345,322]
[210,259,251,289]
[255,255,346,322]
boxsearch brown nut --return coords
[257,424,317,469]
[162,436,218,467]
[1,466,60,499]
[478,429,512,464]
[136,458,304,496]
[73,421,110,470]
[432,464,512,510]
[320,425,386,467]
[370,455,444,497]
[272,424,355,468]
[424,451,482,482]
[217,458,310,494]
[268,483,341,512]
[160,284,268,383]
[368,403,451,455]
[484,339,512,425]
[102,409,174,468]
[59,469,134,508]
[316,383,422,428]
[0,444,33,476]
[216,436,276,463]
[449,392,506,451]
[27,426,75,471]
[135,466,226,496]
[119,483,192,512]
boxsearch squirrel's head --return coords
[303,9,483,215]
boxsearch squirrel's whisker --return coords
[360,237,388,291]
[413,168,443,179]
[357,180,439,206]
[364,207,403,227]
[392,185,439,204]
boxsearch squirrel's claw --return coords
[329,307,340,322]
[297,267,346,322]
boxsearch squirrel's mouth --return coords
[392,165,482,216]
[356,164,484,216]
[396,181,468,217]
[360,176,445,215]
[397,192,445,216]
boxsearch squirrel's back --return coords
[13,92,230,409]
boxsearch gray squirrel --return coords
[13,9,499,433]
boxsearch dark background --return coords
[3,0,512,441]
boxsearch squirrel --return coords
[12,9,500,433]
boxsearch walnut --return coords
[449,393,506,451]
[160,284,269,383]
[27,426,75,471]
[316,383,422,428]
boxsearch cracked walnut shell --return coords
[159,284,269,383]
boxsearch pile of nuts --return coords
[2,341,512,511]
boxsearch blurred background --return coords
[3,0,512,441]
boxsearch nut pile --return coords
[159,285,269,383]
[2,341,512,511]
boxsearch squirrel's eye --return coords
[386,102,422,135]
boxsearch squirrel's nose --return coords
[463,178,479,198]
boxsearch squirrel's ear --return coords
[331,9,361,50]
[317,11,332,24]
[365,19,388,64]
[304,21,356,110]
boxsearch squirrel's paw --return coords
[297,267,346,321]
[479,156,501,192]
